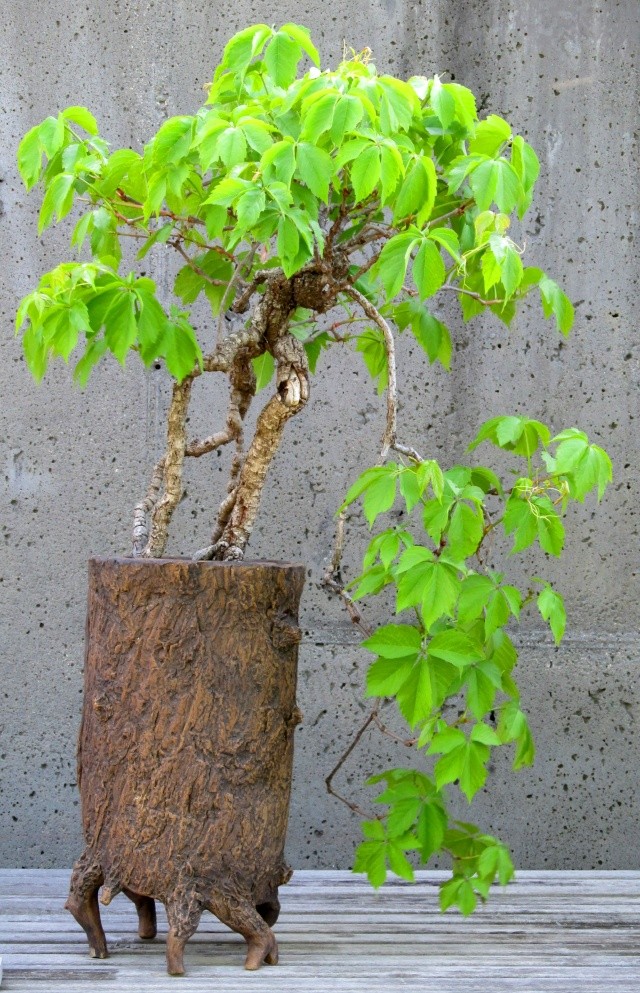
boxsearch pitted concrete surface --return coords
[1,1,638,869]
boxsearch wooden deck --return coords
[0,870,639,992]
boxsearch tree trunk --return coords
[66,557,305,975]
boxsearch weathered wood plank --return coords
[0,870,638,993]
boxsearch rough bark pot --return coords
[66,557,305,975]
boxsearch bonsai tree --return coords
[17,22,611,915]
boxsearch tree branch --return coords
[143,377,193,558]
[341,285,397,458]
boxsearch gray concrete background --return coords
[0,1,638,870]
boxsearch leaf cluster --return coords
[344,417,611,911]
[17,22,572,389]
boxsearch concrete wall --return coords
[1,1,638,870]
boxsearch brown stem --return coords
[342,285,397,458]
[325,705,382,820]
[131,458,165,556]
[321,513,372,638]
[216,350,308,560]
[171,241,230,286]
[143,378,193,558]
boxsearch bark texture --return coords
[67,557,305,975]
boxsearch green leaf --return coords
[355,328,388,393]
[304,331,330,373]
[503,493,538,553]
[296,142,333,202]
[457,574,494,623]
[363,624,422,659]
[429,630,484,669]
[363,473,398,526]
[484,590,511,637]
[280,22,320,66]
[431,731,489,801]
[61,105,99,134]
[38,173,75,234]
[205,176,252,207]
[469,115,511,157]
[468,415,551,457]
[22,323,48,380]
[152,116,193,165]
[465,661,502,719]
[393,158,436,225]
[387,843,415,881]
[341,465,397,510]
[498,702,535,768]
[217,126,247,167]
[103,291,137,364]
[428,227,461,262]
[396,658,433,728]
[38,115,66,157]
[446,502,484,559]
[401,558,460,629]
[379,143,403,203]
[218,23,272,74]
[366,656,416,696]
[262,140,297,186]
[135,290,169,364]
[161,313,202,381]
[264,31,301,87]
[97,148,140,196]
[430,76,455,128]
[539,276,574,336]
[488,235,523,298]
[17,125,44,189]
[73,335,109,387]
[301,92,339,140]
[330,95,364,143]
[550,434,613,501]
[416,802,447,861]
[412,239,446,300]
[371,233,418,300]
[252,351,275,391]
[235,187,266,228]
[469,158,522,213]
[394,299,451,369]
[353,837,387,888]
[533,496,565,556]
[351,145,381,203]
[511,136,540,217]
[537,584,566,645]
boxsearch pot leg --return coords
[165,888,203,976]
[123,888,157,939]
[209,895,278,971]
[65,849,108,959]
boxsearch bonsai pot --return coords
[66,556,305,975]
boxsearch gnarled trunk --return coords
[66,557,304,975]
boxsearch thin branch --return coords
[321,512,372,639]
[371,713,418,746]
[342,285,397,458]
[325,705,381,820]
[392,442,425,462]
[185,428,235,459]
[216,245,257,346]
[171,241,230,286]
[426,198,474,228]
[439,285,505,306]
